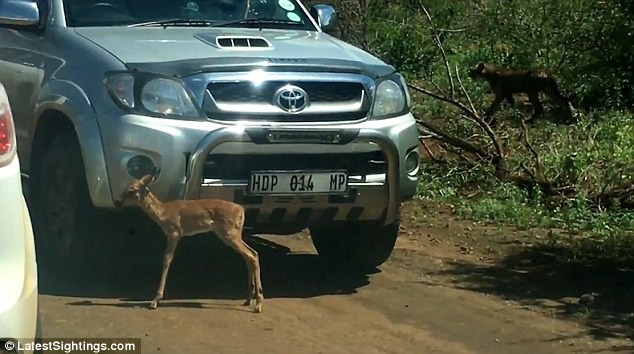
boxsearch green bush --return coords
[308,0,634,260]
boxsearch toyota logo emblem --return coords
[274,84,309,113]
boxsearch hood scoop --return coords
[194,33,272,50]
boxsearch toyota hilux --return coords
[0,0,421,274]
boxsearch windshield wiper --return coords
[211,18,304,28]
[128,17,304,29]
[128,18,214,28]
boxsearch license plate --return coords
[248,170,348,195]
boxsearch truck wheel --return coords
[309,209,401,270]
[31,131,108,277]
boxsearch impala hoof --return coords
[254,304,262,313]
[149,301,158,309]
[242,299,252,306]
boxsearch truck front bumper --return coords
[102,114,420,230]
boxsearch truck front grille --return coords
[202,151,386,180]
[203,80,371,122]
[208,81,362,103]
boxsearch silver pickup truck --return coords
[0,0,420,274]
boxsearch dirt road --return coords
[38,201,634,353]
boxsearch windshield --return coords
[62,0,317,30]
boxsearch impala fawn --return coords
[114,167,264,313]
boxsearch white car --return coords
[0,82,40,354]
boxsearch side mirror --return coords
[0,0,41,28]
[308,4,337,33]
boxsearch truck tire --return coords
[30,131,112,278]
[309,209,401,270]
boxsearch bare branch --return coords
[590,181,634,208]
[419,138,445,163]
[445,146,479,167]
[407,83,477,119]
[520,162,537,180]
[380,18,466,33]
[520,119,547,183]
[465,133,486,141]
[413,113,494,162]
[460,114,482,129]
[454,64,478,114]
[430,80,448,97]
[416,0,456,99]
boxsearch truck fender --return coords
[32,79,114,208]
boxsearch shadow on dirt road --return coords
[39,226,375,307]
[430,243,634,348]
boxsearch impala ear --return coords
[151,167,161,182]
[139,167,160,185]
[139,173,155,186]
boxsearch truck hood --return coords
[74,27,394,78]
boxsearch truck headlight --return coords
[105,72,202,119]
[370,73,410,119]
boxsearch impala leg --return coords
[240,241,263,313]
[241,242,260,307]
[222,231,264,313]
[242,267,256,308]
[241,241,256,308]
[150,234,180,309]
[245,242,264,312]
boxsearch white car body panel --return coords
[0,82,38,354]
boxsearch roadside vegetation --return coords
[310,0,634,262]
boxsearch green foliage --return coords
[314,0,634,260]
[322,0,634,108]
[504,111,634,196]
[417,161,634,261]
[414,110,634,261]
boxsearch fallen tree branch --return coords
[413,113,493,162]
[589,181,634,208]
[419,138,446,163]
